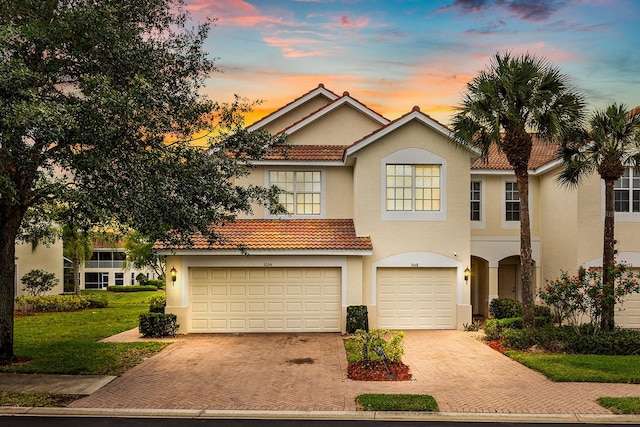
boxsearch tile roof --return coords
[156,219,372,252]
[471,136,560,170]
[263,145,347,161]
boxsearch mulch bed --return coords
[347,361,412,381]
[487,339,506,353]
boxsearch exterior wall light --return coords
[464,266,470,283]
[170,266,177,283]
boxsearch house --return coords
[157,84,640,333]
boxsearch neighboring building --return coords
[156,84,640,333]
[14,241,65,296]
[78,241,159,290]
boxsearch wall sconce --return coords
[170,266,177,283]
[464,266,470,283]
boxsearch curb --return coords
[1,407,640,423]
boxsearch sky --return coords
[183,0,640,126]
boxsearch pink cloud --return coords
[339,15,370,29]
[262,36,328,58]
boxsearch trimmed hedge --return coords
[146,279,165,289]
[489,298,522,319]
[15,295,90,315]
[484,316,553,341]
[107,285,158,292]
[346,305,369,333]
[139,313,178,338]
[148,295,166,314]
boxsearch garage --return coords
[377,267,456,329]
[617,293,640,329]
[188,267,341,333]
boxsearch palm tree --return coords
[559,104,640,331]
[451,52,585,327]
[62,224,94,295]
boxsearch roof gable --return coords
[346,107,477,158]
[247,84,339,132]
[278,92,390,137]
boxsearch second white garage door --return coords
[189,267,341,333]
[617,292,640,329]
[377,267,456,329]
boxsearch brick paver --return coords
[71,330,640,413]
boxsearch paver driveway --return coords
[71,330,640,413]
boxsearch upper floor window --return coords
[85,250,126,269]
[386,164,441,211]
[470,181,481,221]
[269,170,321,215]
[614,167,640,213]
[505,182,520,221]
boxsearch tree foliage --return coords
[20,269,59,297]
[0,0,286,361]
[451,52,585,327]
[124,230,166,280]
[559,104,640,330]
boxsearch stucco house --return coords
[158,84,640,333]
[14,241,64,297]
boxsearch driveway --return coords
[71,330,640,413]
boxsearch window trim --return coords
[381,148,447,221]
[265,167,326,218]
[501,177,531,229]
[470,178,486,229]
[607,167,640,223]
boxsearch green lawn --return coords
[3,290,169,375]
[356,394,439,412]
[506,351,640,383]
[597,397,640,414]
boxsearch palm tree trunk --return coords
[73,254,81,296]
[516,167,535,328]
[601,179,616,331]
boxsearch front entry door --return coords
[498,265,518,300]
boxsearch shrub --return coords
[534,305,554,324]
[489,298,522,319]
[86,295,109,308]
[539,263,640,333]
[136,273,148,285]
[107,285,158,292]
[138,313,178,338]
[15,295,90,315]
[562,327,640,355]
[346,305,369,333]
[146,279,165,289]
[148,295,166,314]
[353,329,405,363]
[20,269,58,296]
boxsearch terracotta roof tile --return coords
[263,145,347,161]
[471,136,560,170]
[156,219,372,252]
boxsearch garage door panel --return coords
[617,293,640,328]
[377,267,456,330]
[189,267,340,332]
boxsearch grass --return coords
[356,394,439,412]
[506,351,640,383]
[597,397,640,414]
[0,391,80,407]
[3,290,169,376]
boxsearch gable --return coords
[286,103,386,147]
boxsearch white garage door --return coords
[377,267,456,329]
[189,267,341,332]
[616,292,640,329]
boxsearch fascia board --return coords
[247,87,339,132]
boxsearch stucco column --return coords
[164,255,188,333]
[488,265,499,317]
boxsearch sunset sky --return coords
[184,0,640,126]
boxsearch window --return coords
[505,182,520,221]
[386,164,440,211]
[615,167,640,213]
[470,181,481,221]
[269,170,321,215]
[84,272,109,289]
[85,250,126,268]
[114,272,124,286]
